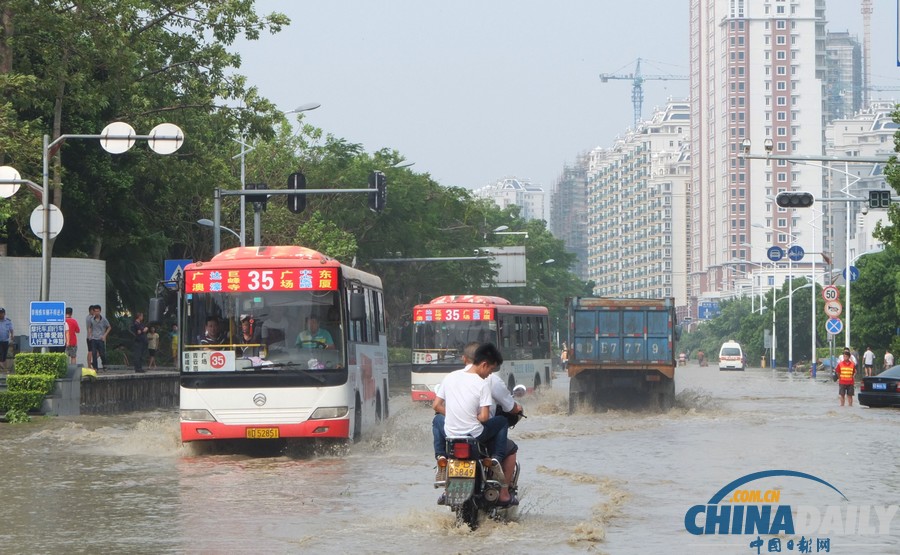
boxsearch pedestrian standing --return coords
[84,306,95,369]
[170,323,179,370]
[147,326,159,369]
[86,305,111,371]
[884,349,895,371]
[836,348,857,407]
[64,307,81,365]
[863,346,875,377]
[0,308,14,372]
[131,312,149,373]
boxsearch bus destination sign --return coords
[413,307,494,322]
[185,268,338,293]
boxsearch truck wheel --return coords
[657,379,676,411]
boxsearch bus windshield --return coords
[412,320,497,364]
[183,289,344,373]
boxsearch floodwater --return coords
[2,362,899,554]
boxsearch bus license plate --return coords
[448,459,476,478]
[246,427,279,439]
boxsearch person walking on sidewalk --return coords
[0,308,13,372]
[64,307,81,365]
[131,312,149,373]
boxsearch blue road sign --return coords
[30,301,65,324]
[767,246,785,262]
[826,318,843,335]
[698,302,721,320]
[30,323,65,347]
[787,245,805,261]
[164,259,192,289]
[842,265,860,282]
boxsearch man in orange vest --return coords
[836,348,857,407]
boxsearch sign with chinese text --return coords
[185,267,338,293]
[30,301,65,324]
[30,324,65,347]
[413,307,495,322]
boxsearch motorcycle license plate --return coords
[246,427,279,439]
[448,459,476,478]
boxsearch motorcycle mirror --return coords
[512,384,526,398]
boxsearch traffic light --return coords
[246,182,268,209]
[368,170,386,213]
[287,172,306,214]
[775,191,814,208]
[868,189,892,209]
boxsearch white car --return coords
[719,341,745,371]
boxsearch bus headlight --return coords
[181,409,215,422]
[310,406,349,420]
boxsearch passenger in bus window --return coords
[237,315,261,357]
[296,316,334,349]
[199,316,225,346]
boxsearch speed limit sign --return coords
[822,285,839,302]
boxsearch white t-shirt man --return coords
[439,367,492,438]
[487,373,516,417]
[863,348,875,366]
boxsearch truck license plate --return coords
[246,427,279,439]
[448,459,476,478]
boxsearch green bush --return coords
[0,391,47,413]
[388,347,410,364]
[6,374,55,393]
[14,353,67,378]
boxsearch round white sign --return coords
[824,300,842,318]
[0,165,22,198]
[147,123,185,155]
[99,121,137,154]
[30,204,64,239]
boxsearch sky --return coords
[232,0,900,194]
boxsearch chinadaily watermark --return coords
[684,470,898,553]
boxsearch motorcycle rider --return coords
[433,342,520,506]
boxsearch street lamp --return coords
[197,218,240,243]
[491,225,529,239]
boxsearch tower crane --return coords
[599,58,689,127]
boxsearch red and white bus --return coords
[409,295,552,401]
[178,246,389,443]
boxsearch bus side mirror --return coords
[148,297,165,324]
[350,291,366,321]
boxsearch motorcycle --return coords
[434,405,525,530]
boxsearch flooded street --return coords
[2,362,899,554]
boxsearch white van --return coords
[719,341,745,371]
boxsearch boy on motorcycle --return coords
[433,343,519,506]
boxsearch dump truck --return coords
[566,297,680,413]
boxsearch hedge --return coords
[0,352,66,413]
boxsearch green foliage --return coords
[6,374,55,393]
[388,347,411,364]
[12,353,67,378]
[5,408,31,424]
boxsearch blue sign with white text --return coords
[30,301,65,324]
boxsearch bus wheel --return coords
[383,378,389,418]
[534,373,542,392]
[353,397,362,442]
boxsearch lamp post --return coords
[197,218,240,246]
[754,223,799,370]
[0,123,184,301]
[237,102,320,246]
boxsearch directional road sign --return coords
[825,318,843,335]
[787,245,805,261]
[842,266,859,282]
[767,246,785,262]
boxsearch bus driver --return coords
[296,316,334,350]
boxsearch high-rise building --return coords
[585,100,691,309]
[824,31,863,123]
[549,155,589,280]
[689,0,826,319]
[472,177,546,222]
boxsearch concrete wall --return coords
[0,256,106,367]
[80,373,179,415]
